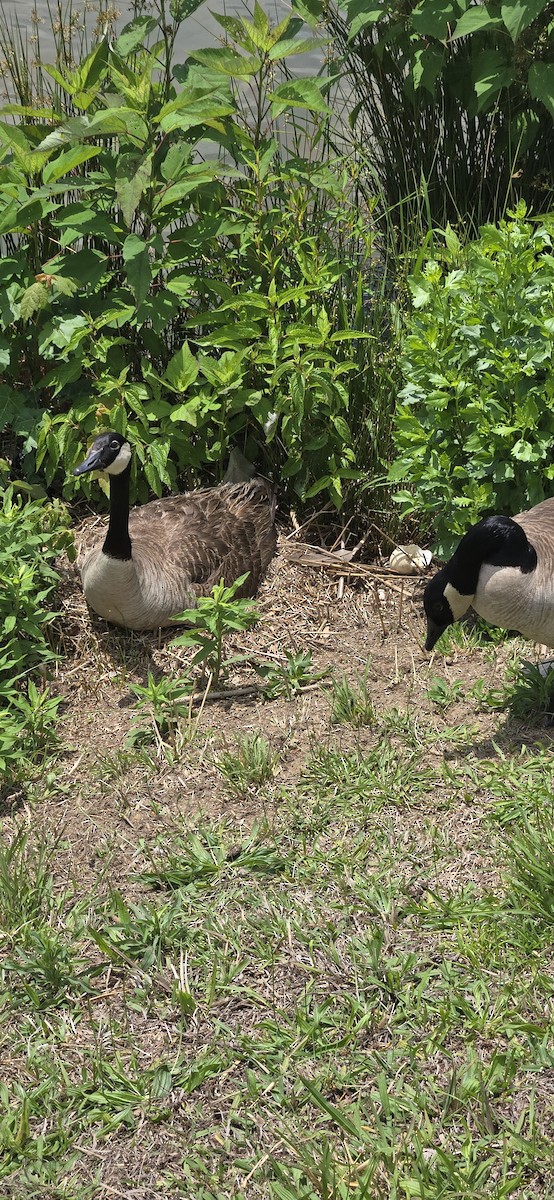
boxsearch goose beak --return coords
[424,618,449,652]
[73,448,104,476]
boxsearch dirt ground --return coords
[4,524,541,892]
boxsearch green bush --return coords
[327,0,554,229]
[0,489,72,778]
[0,3,378,511]
[390,207,554,555]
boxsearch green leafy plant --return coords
[140,827,286,890]
[391,209,554,554]
[171,575,260,687]
[0,488,72,779]
[255,648,329,699]
[126,671,194,748]
[3,929,98,1010]
[90,890,188,972]
[427,677,465,711]
[509,662,554,719]
[216,733,278,798]
[475,661,554,720]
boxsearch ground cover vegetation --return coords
[1,0,554,1195]
[3,571,554,1198]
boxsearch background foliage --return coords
[0,0,388,511]
[0,491,72,778]
[391,208,554,555]
[326,0,554,232]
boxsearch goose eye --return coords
[110,439,121,449]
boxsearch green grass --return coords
[2,690,554,1197]
[216,734,278,798]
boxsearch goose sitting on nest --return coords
[423,499,554,651]
[72,431,277,630]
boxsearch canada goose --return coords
[424,499,554,651]
[73,431,277,630]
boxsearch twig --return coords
[397,579,405,630]
[373,582,388,637]
[285,504,334,540]
[192,683,261,704]
[330,515,355,552]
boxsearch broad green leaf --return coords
[87,107,149,145]
[0,200,21,237]
[161,141,192,182]
[270,78,329,115]
[170,0,205,19]
[345,0,385,39]
[72,39,109,108]
[50,276,79,297]
[412,0,458,40]
[268,35,324,60]
[444,223,462,255]
[211,12,248,37]
[0,103,55,119]
[38,108,149,151]
[452,6,502,38]
[411,45,444,93]
[116,151,153,227]
[157,93,235,133]
[46,247,108,291]
[165,342,199,392]
[501,0,549,40]
[153,165,233,212]
[165,272,197,298]
[41,62,76,95]
[114,15,158,55]
[2,195,57,231]
[291,0,325,23]
[169,399,200,425]
[528,62,554,119]
[472,50,515,109]
[20,283,49,321]
[122,234,151,306]
[0,122,51,175]
[188,48,262,77]
[42,145,98,183]
[511,439,536,461]
[42,357,83,398]
[255,0,273,32]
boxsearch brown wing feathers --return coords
[127,477,276,598]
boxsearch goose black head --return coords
[423,514,537,652]
[423,570,464,651]
[74,431,132,477]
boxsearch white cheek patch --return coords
[105,441,132,475]
[444,582,474,620]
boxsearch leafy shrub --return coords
[0,4,375,511]
[390,208,554,555]
[0,489,72,778]
[327,0,554,228]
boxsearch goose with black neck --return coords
[73,431,277,631]
[424,500,554,652]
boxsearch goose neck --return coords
[102,466,132,560]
